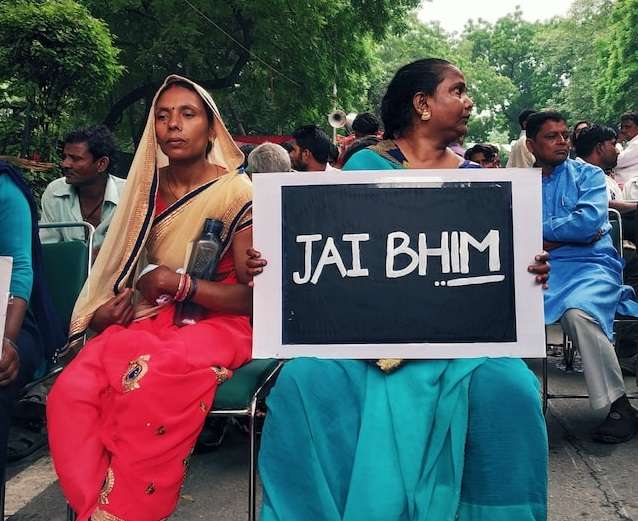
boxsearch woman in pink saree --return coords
[47,76,253,521]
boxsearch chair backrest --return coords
[40,241,89,329]
[37,222,94,331]
[608,209,623,258]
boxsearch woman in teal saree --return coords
[253,59,549,521]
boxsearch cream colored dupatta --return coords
[67,75,249,348]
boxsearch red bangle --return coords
[175,274,192,302]
[174,272,186,301]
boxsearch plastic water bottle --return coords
[173,219,224,326]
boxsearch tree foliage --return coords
[80,0,420,145]
[0,0,123,158]
[596,0,638,122]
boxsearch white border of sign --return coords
[252,169,545,359]
[0,256,13,359]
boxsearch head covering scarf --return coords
[68,75,244,348]
[0,160,66,361]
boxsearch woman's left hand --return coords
[136,265,180,304]
[528,251,550,289]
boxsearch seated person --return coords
[526,111,638,443]
[250,58,550,521]
[40,125,125,253]
[46,76,253,521]
[245,142,291,178]
[351,112,379,139]
[464,143,500,168]
[289,125,338,171]
[0,160,65,489]
[575,125,636,243]
[615,112,638,187]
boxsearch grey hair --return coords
[246,142,291,176]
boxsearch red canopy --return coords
[233,135,293,146]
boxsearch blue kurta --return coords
[542,159,638,337]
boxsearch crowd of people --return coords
[1,57,638,520]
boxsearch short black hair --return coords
[381,58,455,139]
[574,125,617,158]
[352,112,379,136]
[281,141,294,153]
[621,112,638,126]
[292,125,333,164]
[464,144,497,162]
[63,125,117,170]
[518,109,537,129]
[525,111,567,140]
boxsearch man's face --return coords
[289,141,308,171]
[60,142,106,186]
[526,120,570,166]
[599,139,620,169]
[620,119,638,142]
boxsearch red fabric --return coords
[233,135,292,146]
[155,193,169,215]
[47,255,251,521]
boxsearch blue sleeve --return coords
[343,149,397,171]
[543,165,608,243]
[0,176,33,300]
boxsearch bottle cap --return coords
[203,218,224,237]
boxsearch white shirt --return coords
[506,131,535,168]
[606,174,624,201]
[39,174,126,248]
[616,135,638,185]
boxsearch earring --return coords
[421,111,431,121]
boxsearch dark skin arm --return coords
[0,296,27,386]
[90,288,136,334]
[247,248,552,290]
[136,228,253,316]
[609,199,638,215]
[543,240,563,251]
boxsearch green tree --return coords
[596,0,638,122]
[365,15,516,143]
[80,0,420,145]
[0,0,123,159]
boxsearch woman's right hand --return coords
[246,248,267,287]
[90,288,135,333]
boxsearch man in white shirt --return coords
[506,109,536,167]
[40,125,125,253]
[615,112,638,187]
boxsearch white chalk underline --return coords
[445,275,505,287]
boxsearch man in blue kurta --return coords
[527,111,638,443]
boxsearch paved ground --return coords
[5,354,638,521]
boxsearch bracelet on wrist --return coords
[175,273,192,303]
[174,272,186,301]
[185,277,198,302]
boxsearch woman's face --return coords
[155,85,214,161]
[421,67,474,138]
